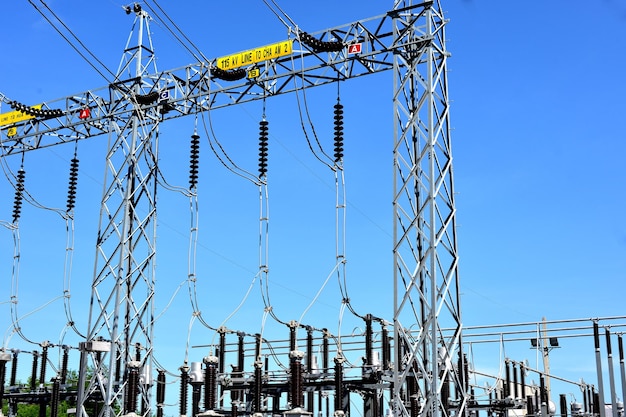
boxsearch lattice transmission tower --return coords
[0,2,466,417]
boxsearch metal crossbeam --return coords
[1,10,400,155]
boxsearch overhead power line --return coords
[27,0,116,83]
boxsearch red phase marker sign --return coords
[348,43,362,54]
[79,108,91,119]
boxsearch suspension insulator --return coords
[333,102,344,162]
[189,134,200,189]
[299,31,344,53]
[12,168,26,223]
[9,100,63,119]
[211,66,247,81]
[66,157,79,212]
[258,120,269,177]
[135,91,160,105]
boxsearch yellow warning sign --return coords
[0,104,42,127]
[217,40,293,70]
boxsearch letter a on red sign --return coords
[348,43,362,54]
[79,108,91,119]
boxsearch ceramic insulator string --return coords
[189,133,200,189]
[12,168,26,223]
[333,102,344,162]
[258,120,269,177]
[66,157,79,212]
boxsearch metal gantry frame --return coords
[392,4,466,417]
[0,1,466,417]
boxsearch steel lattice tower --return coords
[76,6,159,417]
[0,2,466,417]
[392,4,466,417]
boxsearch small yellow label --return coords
[217,40,293,70]
[248,68,261,79]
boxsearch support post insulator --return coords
[334,356,344,412]
[12,168,26,223]
[289,351,304,409]
[156,370,166,405]
[10,352,18,386]
[179,365,189,416]
[51,377,61,417]
[333,103,344,162]
[204,356,218,411]
[60,347,69,385]
[259,120,269,177]
[189,133,200,189]
[30,351,38,392]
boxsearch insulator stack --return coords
[39,344,48,389]
[408,374,419,416]
[253,362,263,413]
[333,102,344,162]
[365,314,373,366]
[204,356,218,411]
[10,352,18,386]
[0,352,10,404]
[156,370,166,417]
[66,158,79,212]
[382,326,390,370]
[192,380,202,417]
[289,351,304,409]
[30,351,38,392]
[12,168,26,223]
[156,370,166,404]
[334,356,344,412]
[258,120,269,177]
[60,347,69,385]
[189,133,200,189]
[299,31,344,53]
[114,352,121,383]
[50,377,61,417]
[179,365,189,417]
[520,361,526,400]
[125,362,140,414]
[9,100,63,119]
[211,66,246,81]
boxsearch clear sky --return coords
[1,1,625,415]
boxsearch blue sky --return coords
[1,0,625,414]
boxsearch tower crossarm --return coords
[0,6,432,156]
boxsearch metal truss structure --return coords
[0,1,466,417]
